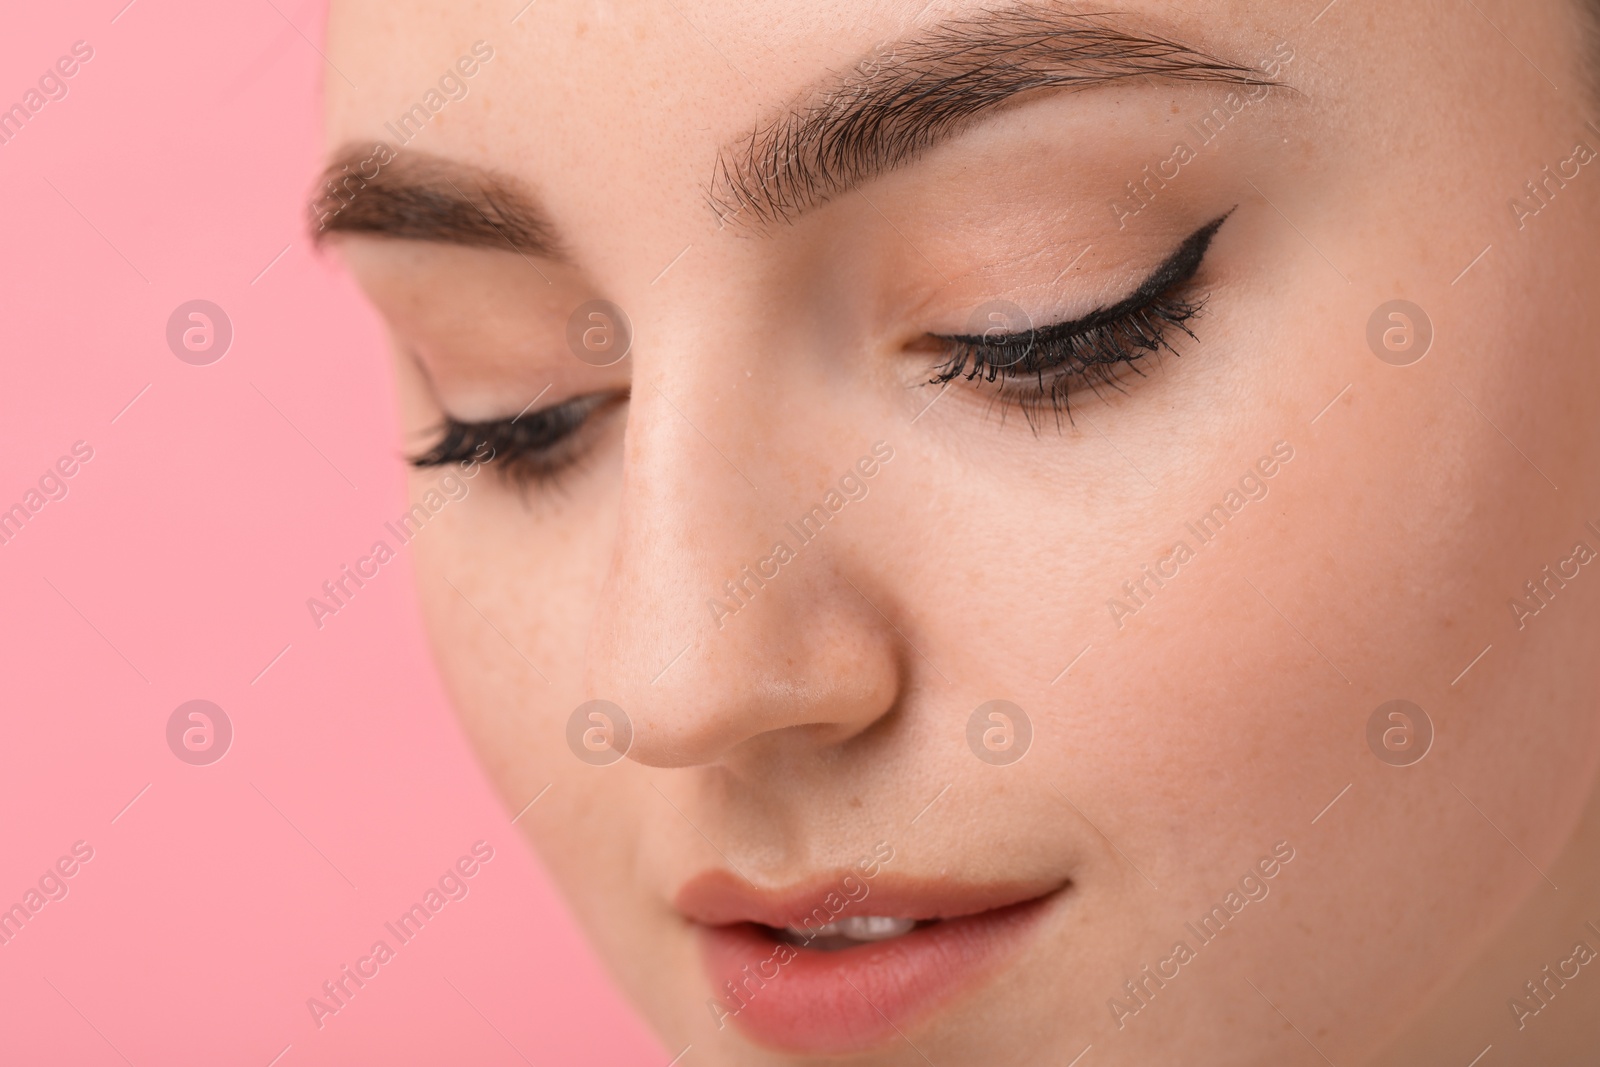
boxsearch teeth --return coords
[840,916,917,940]
[786,916,917,942]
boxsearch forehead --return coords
[324,0,874,171]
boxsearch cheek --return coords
[410,454,635,827]
[410,478,679,1002]
[413,471,617,773]
[876,231,1600,1039]
[1093,266,1600,1034]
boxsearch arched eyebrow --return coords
[310,152,565,261]
[707,5,1281,229]
[311,7,1280,252]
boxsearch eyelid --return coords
[409,391,618,475]
[935,210,1231,348]
[925,211,1231,426]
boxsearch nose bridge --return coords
[593,362,764,676]
[582,327,901,768]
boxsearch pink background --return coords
[0,2,662,1063]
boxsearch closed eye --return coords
[410,392,621,484]
[928,210,1231,427]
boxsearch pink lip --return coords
[679,873,1066,1055]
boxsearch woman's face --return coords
[323,1,1600,1062]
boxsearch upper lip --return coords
[674,869,1069,928]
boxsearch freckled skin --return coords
[324,1,1600,1063]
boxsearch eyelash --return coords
[411,213,1230,477]
[928,212,1228,428]
[409,394,611,484]
[929,296,1203,428]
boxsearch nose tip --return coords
[590,568,904,768]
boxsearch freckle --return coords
[850,796,862,808]
[576,21,589,36]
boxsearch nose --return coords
[583,354,903,769]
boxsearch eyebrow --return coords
[310,152,564,259]
[709,5,1279,228]
[310,7,1278,251]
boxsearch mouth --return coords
[678,873,1067,1055]
[771,913,923,950]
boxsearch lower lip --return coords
[696,895,1054,1055]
